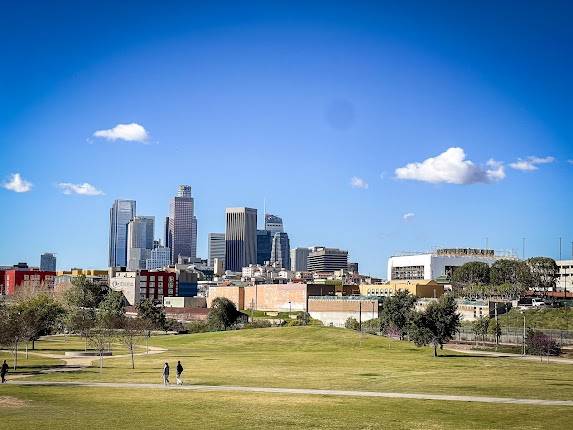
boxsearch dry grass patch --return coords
[0,396,27,408]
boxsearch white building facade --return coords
[387,249,504,281]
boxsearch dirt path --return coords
[8,380,573,407]
[445,344,573,365]
[2,345,167,379]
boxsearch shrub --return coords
[525,329,561,357]
[186,320,210,333]
[345,317,360,330]
[243,320,272,329]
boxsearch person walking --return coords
[1,360,8,383]
[162,362,170,386]
[176,360,184,385]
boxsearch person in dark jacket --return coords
[176,361,184,385]
[1,360,8,383]
[162,362,170,386]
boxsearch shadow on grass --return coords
[437,354,504,359]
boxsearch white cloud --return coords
[395,147,505,185]
[58,182,105,196]
[509,156,555,171]
[2,173,32,193]
[350,176,368,189]
[93,123,149,143]
[403,212,415,221]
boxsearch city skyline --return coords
[1,2,572,276]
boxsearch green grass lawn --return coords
[1,385,572,430]
[18,326,573,402]
[499,308,573,330]
[0,351,64,377]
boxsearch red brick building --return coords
[3,268,56,295]
[109,270,177,305]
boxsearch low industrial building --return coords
[360,280,444,298]
[307,296,380,327]
[207,283,343,312]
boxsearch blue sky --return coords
[1,1,572,276]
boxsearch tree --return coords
[488,319,502,346]
[451,262,490,286]
[345,317,360,330]
[98,290,126,329]
[471,317,489,345]
[408,295,461,357]
[0,303,25,370]
[527,257,558,296]
[65,307,96,351]
[64,275,102,309]
[207,297,239,330]
[379,290,416,340]
[136,299,166,330]
[15,293,65,353]
[525,329,561,360]
[89,326,115,371]
[119,317,146,369]
[490,259,532,288]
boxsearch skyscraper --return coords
[40,253,56,272]
[109,199,136,267]
[290,247,310,272]
[264,214,284,235]
[256,229,272,265]
[145,246,171,270]
[270,232,290,269]
[167,185,197,264]
[225,207,257,272]
[127,216,155,271]
[208,233,225,268]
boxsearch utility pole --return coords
[559,237,562,260]
[522,238,526,260]
[494,303,499,350]
[522,315,526,356]
[359,301,362,332]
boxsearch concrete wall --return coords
[244,283,308,312]
[207,286,245,309]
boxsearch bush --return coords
[525,329,561,357]
[186,320,210,333]
[243,320,272,329]
[345,317,360,331]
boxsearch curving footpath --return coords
[7,380,573,407]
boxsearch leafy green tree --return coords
[488,319,502,345]
[451,262,491,286]
[527,257,558,296]
[471,317,489,345]
[15,292,65,353]
[0,303,25,370]
[490,259,532,288]
[380,290,416,340]
[64,275,103,309]
[65,307,96,351]
[207,297,239,331]
[408,295,461,357]
[98,290,126,329]
[136,299,166,330]
[345,317,360,330]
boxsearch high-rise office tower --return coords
[208,233,225,268]
[264,214,284,235]
[127,216,155,271]
[225,207,257,272]
[40,253,56,272]
[290,247,310,272]
[109,199,136,267]
[167,185,197,264]
[270,232,290,269]
[256,229,272,265]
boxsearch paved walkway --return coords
[8,380,573,407]
[445,344,573,365]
